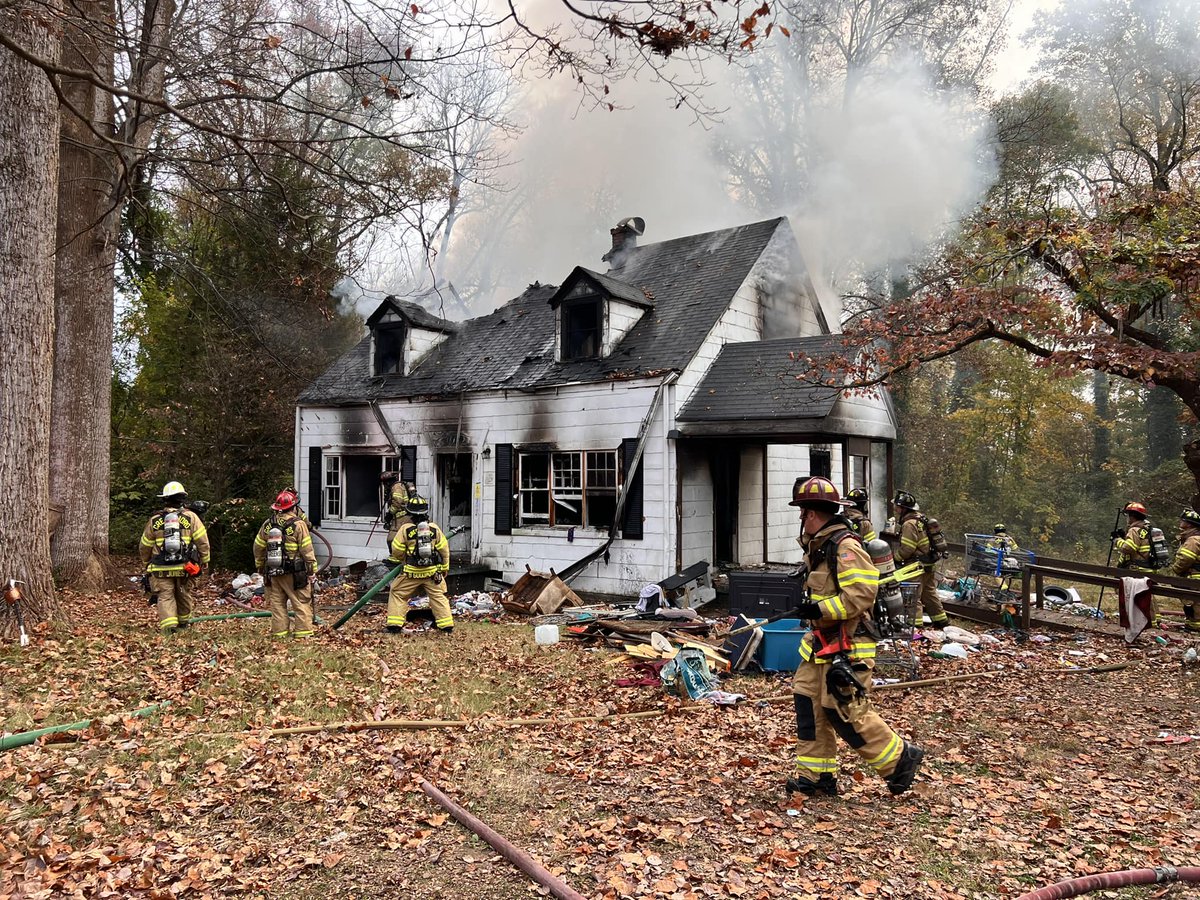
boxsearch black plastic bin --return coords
[728,570,805,619]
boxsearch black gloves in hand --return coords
[826,654,866,703]
[786,562,810,580]
[794,600,822,620]
[1110,529,1124,539]
[432,571,444,585]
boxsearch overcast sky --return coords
[990,0,1059,91]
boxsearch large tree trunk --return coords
[0,0,62,623]
[50,0,118,590]
[1144,385,1183,472]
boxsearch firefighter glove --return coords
[786,562,810,581]
[826,654,866,704]
[794,600,822,621]
[383,511,395,528]
[1110,529,1124,539]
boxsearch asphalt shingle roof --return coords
[299,217,786,405]
[676,335,845,422]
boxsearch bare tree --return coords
[1038,0,1200,192]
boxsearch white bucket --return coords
[534,623,560,646]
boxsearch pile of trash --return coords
[217,573,265,608]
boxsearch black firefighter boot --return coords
[785,774,838,798]
[884,743,925,796]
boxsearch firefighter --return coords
[986,524,1019,553]
[891,490,950,629]
[843,488,876,542]
[1172,508,1200,633]
[785,477,924,798]
[139,481,211,635]
[1112,502,1154,570]
[253,489,318,638]
[381,471,413,554]
[386,494,453,633]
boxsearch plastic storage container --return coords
[758,619,809,672]
[534,623,560,645]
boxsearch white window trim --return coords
[322,453,399,521]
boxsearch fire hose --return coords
[0,702,170,752]
[1016,866,1200,899]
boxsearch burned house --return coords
[295,216,897,595]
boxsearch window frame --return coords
[559,296,603,361]
[515,448,620,529]
[322,453,400,521]
[373,322,406,375]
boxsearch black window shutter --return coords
[494,444,514,535]
[401,445,417,483]
[307,446,323,529]
[621,438,644,540]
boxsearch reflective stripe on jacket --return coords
[139,508,210,576]
[798,522,880,664]
[896,512,929,563]
[844,508,877,543]
[253,513,318,575]
[391,521,450,578]
[1173,530,1200,578]
[1115,523,1151,567]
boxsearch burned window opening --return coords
[374,323,405,375]
[561,297,602,360]
[323,454,400,519]
[517,449,618,527]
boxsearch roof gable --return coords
[547,267,654,309]
[365,296,458,334]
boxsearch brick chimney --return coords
[601,216,645,269]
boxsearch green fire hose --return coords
[333,564,403,629]
[0,701,170,752]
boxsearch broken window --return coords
[560,297,602,360]
[373,323,405,375]
[517,449,619,527]
[322,454,399,519]
[809,448,832,480]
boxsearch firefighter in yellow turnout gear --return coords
[381,471,413,552]
[785,477,924,798]
[253,489,318,638]
[1112,502,1154,570]
[386,495,453,633]
[843,488,876,542]
[1172,508,1200,633]
[139,481,211,634]
[892,491,949,628]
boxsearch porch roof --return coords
[675,336,895,439]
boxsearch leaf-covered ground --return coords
[2,564,1199,899]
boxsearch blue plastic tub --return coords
[758,619,810,672]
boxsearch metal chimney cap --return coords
[614,216,645,235]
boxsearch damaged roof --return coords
[299,217,787,405]
[676,335,847,423]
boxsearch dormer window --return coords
[561,296,602,360]
[374,322,405,375]
[548,267,654,363]
[365,295,458,378]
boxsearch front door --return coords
[437,453,472,554]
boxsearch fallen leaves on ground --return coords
[1,559,1199,898]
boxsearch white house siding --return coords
[298,378,674,595]
[750,220,826,340]
[678,444,713,570]
[738,447,764,565]
[765,444,806,563]
[676,280,763,410]
[603,299,648,356]
[824,388,898,440]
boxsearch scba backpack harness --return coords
[152,509,201,574]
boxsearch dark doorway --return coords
[437,453,473,553]
[710,445,740,565]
